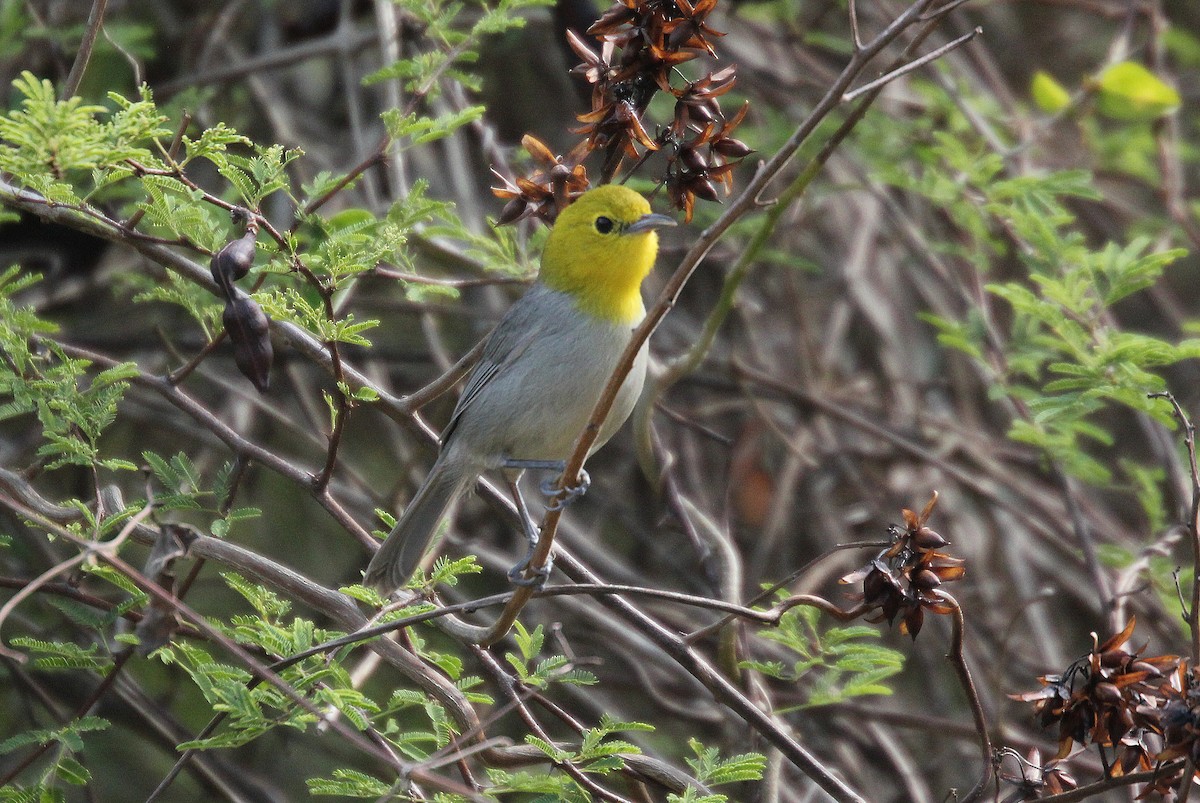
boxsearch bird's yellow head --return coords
[538,185,676,324]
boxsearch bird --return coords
[364,184,676,594]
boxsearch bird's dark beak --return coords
[625,213,677,235]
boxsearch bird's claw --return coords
[507,552,554,587]
[541,469,591,511]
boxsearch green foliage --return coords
[1030,70,1071,113]
[865,79,1192,489]
[487,767,588,800]
[157,586,380,751]
[7,637,113,672]
[1093,61,1181,121]
[306,769,393,797]
[0,715,109,795]
[365,0,552,99]
[744,604,904,707]
[140,450,260,535]
[505,621,597,688]
[0,72,169,201]
[0,269,137,471]
[382,106,487,147]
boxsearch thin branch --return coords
[473,648,638,803]
[1037,759,1187,802]
[1150,391,1200,663]
[0,501,155,661]
[549,549,870,802]
[0,651,133,788]
[53,341,377,549]
[62,0,109,99]
[933,590,992,802]
[842,26,983,102]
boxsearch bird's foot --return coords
[541,469,591,511]
[507,548,554,588]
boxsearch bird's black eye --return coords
[594,216,614,234]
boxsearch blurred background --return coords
[3,0,1200,800]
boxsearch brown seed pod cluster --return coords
[494,0,751,224]
[839,492,965,639]
[210,211,272,393]
[995,747,1078,798]
[1009,619,1200,796]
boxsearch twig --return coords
[1150,391,1200,663]
[933,590,992,802]
[0,501,406,775]
[300,145,388,219]
[842,27,982,102]
[473,648,637,803]
[62,0,109,99]
[314,392,349,492]
[1036,759,1187,802]
[372,265,527,289]
[0,501,155,661]
[549,549,870,802]
[54,341,377,550]
[0,650,133,788]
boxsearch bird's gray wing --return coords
[440,296,545,446]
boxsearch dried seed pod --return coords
[911,568,942,590]
[497,197,529,226]
[689,177,720,202]
[680,146,708,172]
[210,230,257,295]
[913,526,948,549]
[713,137,753,158]
[1129,660,1163,677]
[1099,649,1129,668]
[223,295,273,393]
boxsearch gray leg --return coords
[498,457,591,510]
[503,473,553,587]
[502,458,566,472]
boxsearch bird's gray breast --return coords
[444,285,647,466]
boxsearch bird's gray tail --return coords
[365,459,470,594]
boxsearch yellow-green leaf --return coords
[1031,71,1071,113]
[1094,61,1180,121]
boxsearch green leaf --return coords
[54,755,90,786]
[1094,61,1180,121]
[1031,71,1071,113]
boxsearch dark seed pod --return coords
[904,605,924,639]
[713,137,754,158]
[862,567,890,605]
[1093,682,1122,704]
[223,296,273,393]
[912,568,942,590]
[1129,660,1163,677]
[913,527,948,549]
[550,163,573,182]
[690,178,720,202]
[686,102,716,124]
[497,197,529,226]
[210,230,257,294]
[1099,649,1129,668]
[680,146,708,172]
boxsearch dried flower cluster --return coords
[840,492,965,639]
[995,747,1078,800]
[494,0,751,225]
[210,212,271,393]
[1009,618,1200,798]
